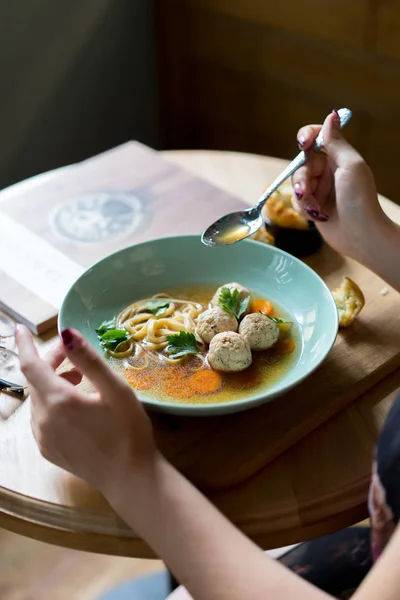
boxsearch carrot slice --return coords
[124,368,155,390]
[163,377,194,399]
[250,299,273,315]
[187,369,222,394]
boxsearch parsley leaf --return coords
[218,287,249,319]
[166,331,199,359]
[99,329,128,351]
[95,318,116,336]
[95,318,129,351]
[259,311,292,325]
[145,300,171,316]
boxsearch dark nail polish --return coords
[306,208,329,222]
[61,328,75,349]
[332,109,340,126]
[294,183,303,200]
[298,136,306,149]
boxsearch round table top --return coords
[0,149,399,557]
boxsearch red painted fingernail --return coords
[294,182,303,200]
[332,109,340,126]
[298,136,306,149]
[61,328,76,349]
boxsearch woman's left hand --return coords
[15,325,157,498]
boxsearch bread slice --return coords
[332,277,365,328]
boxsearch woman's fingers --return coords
[293,120,335,220]
[291,154,327,218]
[15,325,64,395]
[313,161,335,214]
[60,329,124,396]
[292,164,315,201]
[320,110,362,167]
[44,342,67,371]
[297,124,321,150]
[44,342,83,385]
[60,369,83,386]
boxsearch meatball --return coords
[208,332,252,372]
[211,282,251,313]
[239,313,279,350]
[196,307,238,344]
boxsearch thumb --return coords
[320,110,361,169]
[60,328,123,396]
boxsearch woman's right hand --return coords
[292,110,385,263]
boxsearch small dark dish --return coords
[262,215,322,257]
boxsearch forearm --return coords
[360,215,400,292]
[107,456,332,600]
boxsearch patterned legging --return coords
[279,527,371,599]
[281,390,400,599]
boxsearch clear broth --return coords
[110,284,300,405]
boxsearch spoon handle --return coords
[255,108,352,211]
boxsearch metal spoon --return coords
[201,108,352,247]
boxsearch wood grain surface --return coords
[0,149,398,557]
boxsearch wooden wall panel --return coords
[183,9,400,116]
[184,62,359,158]
[376,1,400,60]
[156,0,400,204]
[186,0,369,48]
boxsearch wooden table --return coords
[0,149,399,557]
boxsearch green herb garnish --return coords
[98,329,128,351]
[259,311,292,325]
[166,331,199,359]
[145,300,171,316]
[218,287,250,319]
[95,319,128,351]
[95,318,116,336]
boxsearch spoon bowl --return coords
[201,207,263,247]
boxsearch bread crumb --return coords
[380,287,389,296]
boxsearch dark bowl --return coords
[263,215,323,257]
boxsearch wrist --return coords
[103,449,168,514]
[361,213,400,291]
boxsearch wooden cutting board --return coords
[154,247,400,489]
[0,142,246,334]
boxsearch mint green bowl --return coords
[59,235,338,416]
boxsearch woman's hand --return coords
[292,109,384,263]
[15,325,156,498]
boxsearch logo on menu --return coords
[50,192,145,244]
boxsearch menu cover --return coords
[0,142,246,334]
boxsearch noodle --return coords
[112,293,206,367]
